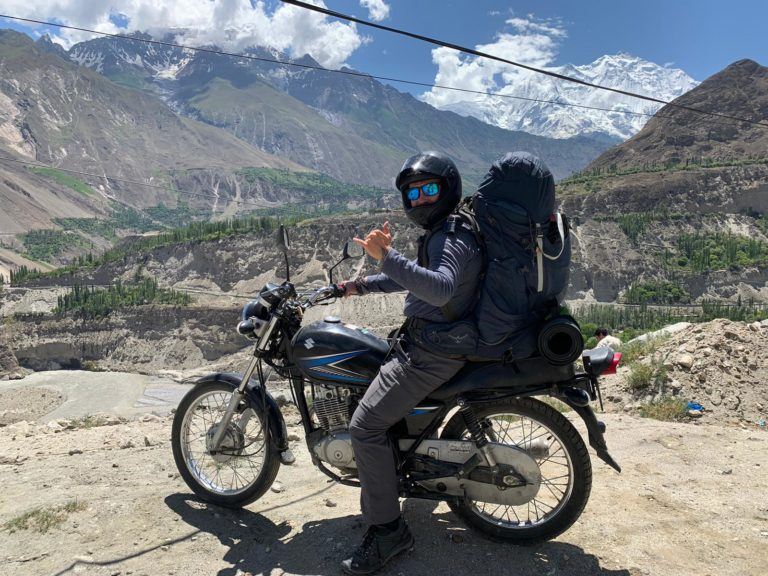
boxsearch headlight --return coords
[238,300,272,339]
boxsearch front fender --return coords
[194,372,289,452]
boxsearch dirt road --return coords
[1,408,766,576]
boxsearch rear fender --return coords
[194,372,289,452]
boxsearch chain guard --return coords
[413,441,542,506]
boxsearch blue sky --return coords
[332,0,767,87]
[2,0,766,91]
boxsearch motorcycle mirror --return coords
[276,224,291,281]
[342,240,365,260]
[276,225,291,251]
[328,240,364,285]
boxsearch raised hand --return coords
[353,221,392,261]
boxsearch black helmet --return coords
[395,151,462,229]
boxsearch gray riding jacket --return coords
[357,226,483,323]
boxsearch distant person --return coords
[595,328,622,349]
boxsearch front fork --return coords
[209,356,260,451]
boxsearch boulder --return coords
[676,353,695,370]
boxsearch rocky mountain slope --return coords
[64,32,617,185]
[556,59,768,302]
[0,29,309,236]
[587,59,768,170]
[10,204,767,307]
[429,53,698,140]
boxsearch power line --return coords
[0,12,743,127]
[280,0,768,130]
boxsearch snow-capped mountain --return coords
[68,32,190,78]
[427,54,699,140]
[54,33,618,184]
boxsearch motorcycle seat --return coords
[427,355,575,401]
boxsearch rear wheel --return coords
[441,397,592,544]
[171,381,280,508]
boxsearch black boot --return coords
[341,518,414,575]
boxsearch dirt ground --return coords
[1,407,766,576]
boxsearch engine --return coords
[313,384,356,431]
[311,384,361,470]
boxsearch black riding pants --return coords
[349,336,466,526]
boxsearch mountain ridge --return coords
[426,53,698,140]
[61,31,618,185]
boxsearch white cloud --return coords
[359,0,390,21]
[505,17,566,38]
[421,15,566,109]
[1,0,367,68]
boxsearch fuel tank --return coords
[291,317,390,386]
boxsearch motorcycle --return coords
[171,225,621,544]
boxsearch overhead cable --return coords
[0,12,744,127]
[280,0,768,129]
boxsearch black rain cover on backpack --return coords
[472,151,571,359]
[417,152,572,361]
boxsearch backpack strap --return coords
[418,208,484,323]
[534,212,568,292]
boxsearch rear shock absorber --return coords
[457,398,497,467]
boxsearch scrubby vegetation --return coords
[11,213,293,284]
[626,359,668,393]
[3,500,87,534]
[18,229,92,262]
[53,204,191,240]
[638,397,689,422]
[236,168,388,211]
[54,279,192,318]
[26,166,94,196]
[624,280,691,304]
[673,233,768,272]
[560,155,768,188]
[572,301,768,343]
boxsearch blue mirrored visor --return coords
[406,182,440,201]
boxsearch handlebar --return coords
[301,284,344,308]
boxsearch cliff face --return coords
[0,328,20,378]
[8,306,247,374]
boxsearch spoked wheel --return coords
[441,397,592,544]
[171,382,280,508]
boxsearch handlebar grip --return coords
[331,283,346,298]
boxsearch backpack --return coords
[417,151,572,361]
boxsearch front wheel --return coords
[171,381,280,508]
[441,397,592,544]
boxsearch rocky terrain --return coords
[0,329,21,380]
[0,400,766,576]
[65,31,615,186]
[600,319,768,426]
[2,286,768,576]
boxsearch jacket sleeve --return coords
[380,231,475,307]
[357,273,404,294]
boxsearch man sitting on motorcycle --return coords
[338,151,483,575]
